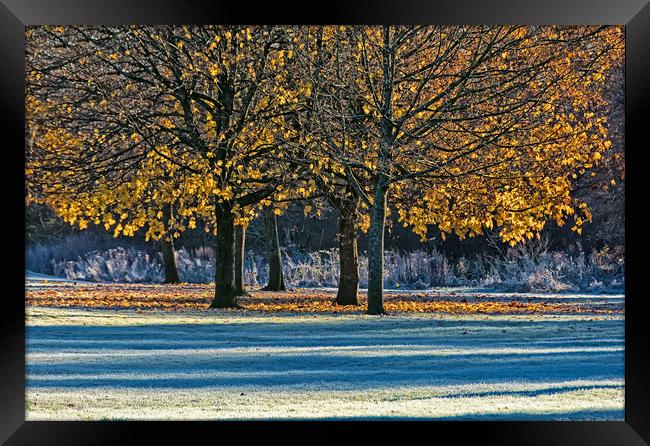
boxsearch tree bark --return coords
[366,26,394,315]
[262,208,286,291]
[336,207,360,305]
[161,205,180,284]
[367,186,388,314]
[210,205,239,308]
[234,225,249,296]
[160,237,180,284]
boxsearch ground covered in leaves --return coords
[26,280,624,316]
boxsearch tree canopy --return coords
[26,25,623,313]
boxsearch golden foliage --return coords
[25,25,624,248]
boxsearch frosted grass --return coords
[26,306,624,420]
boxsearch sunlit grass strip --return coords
[26,383,624,420]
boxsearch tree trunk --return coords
[234,225,249,296]
[262,208,286,291]
[366,26,393,315]
[210,206,239,308]
[336,210,360,305]
[161,238,180,284]
[161,205,180,284]
[367,187,388,315]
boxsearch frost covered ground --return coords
[26,301,624,420]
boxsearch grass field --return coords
[25,282,624,420]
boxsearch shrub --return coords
[26,235,624,293]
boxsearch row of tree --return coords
[26,25,623,314]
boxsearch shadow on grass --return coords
[309,408,624,421]
[27,317,623,392]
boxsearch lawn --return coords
[25,280,624,420]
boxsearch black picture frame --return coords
[1,1,648,443]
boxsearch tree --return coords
[340,26,622,313]
[160,205,180,283]
[261,207,286,291]
[234,225,248,295]
[26,25,623,315]
[26,25,301,307]
[289,26,374,305]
